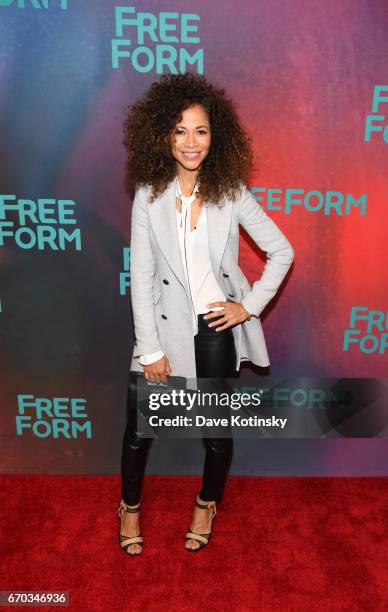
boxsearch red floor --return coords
[1,475,387,611]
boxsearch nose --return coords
[185,132,197,147]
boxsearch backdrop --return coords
[0,0,387,475]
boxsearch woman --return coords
[118,73,294,555]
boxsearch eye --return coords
[174,129,209,135]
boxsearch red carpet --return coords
[1,475,387,611]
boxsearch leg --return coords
[196,313,237,503]
[198,437,233,503]
[121,372,154,505]
[121,424,153,505]
[119,373,154,554]
[185,314,237,550]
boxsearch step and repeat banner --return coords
[0,0,387,475]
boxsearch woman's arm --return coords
[238,185,295,317]
[130,186,164,357]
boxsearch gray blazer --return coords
[130,178,294,379]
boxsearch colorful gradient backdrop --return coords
[0,0,387,474]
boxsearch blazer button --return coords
[223,273,229,278]
[163,279,169,285]
[161,314,167,320]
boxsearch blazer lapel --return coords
[147,178,189,291]
[148,178,233,288]
[205,198,233,279]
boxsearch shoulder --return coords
[229,182,253,214]
[134,184,149,198]
[131,184,151,223]
[132,184,149,207]
[228,182,251,205]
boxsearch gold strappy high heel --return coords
[118,499,144,556]
[185,493,217,552]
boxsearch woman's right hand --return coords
[143,355,172,384]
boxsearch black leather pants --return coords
[121,313,237,505]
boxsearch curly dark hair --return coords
[122,72,256,206]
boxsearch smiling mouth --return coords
[182,152,201,158]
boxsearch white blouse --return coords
[139,176,227,366]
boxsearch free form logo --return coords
[0,0,68,8]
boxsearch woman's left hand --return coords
[203,301,252,331]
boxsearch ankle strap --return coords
[195,494,216,510]
[119,499,141,513]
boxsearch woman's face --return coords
[168,103,211,171]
